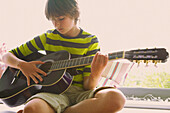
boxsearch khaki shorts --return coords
[26,86,115,113]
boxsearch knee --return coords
[101,89,126,112]
[24,98,47,113]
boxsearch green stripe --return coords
[44,44,88,55]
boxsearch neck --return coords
[64,26,80,37]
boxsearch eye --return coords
[59,17,64,21]
[59,16,65,21]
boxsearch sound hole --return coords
[38,61,52,73]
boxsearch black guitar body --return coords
[0,50,73,107]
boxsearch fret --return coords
[75,58,79,66]
[109,51,123,60]
[66,60,69,67]
[71,59,74,67]
[62,60,64,68]
[53,61,57,69]
[80,57,84,66]
[77,58,81,66]
[50,63,54,70]
[87,57,90,64]
[71,59,75,66]
[83,57,86,64]
[58,60,61,69]
[115,52,117,59]
[56,61,59,69]
[84,57,87,64]
[54,62,57,70]
[58,61,61,68]
[63,60,67,68]
[67,59,71,67]
[69,59,73,67]
[89,57,93,63]
[74,58,77,66]
[60,60,64,69]
[51,62,57,70]
[59,60,65,68]
[65,60,68,68]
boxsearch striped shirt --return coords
[9,28,100,88]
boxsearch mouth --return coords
[58,28,63,31]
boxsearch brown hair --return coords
[45,0,80,23]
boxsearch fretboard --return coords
[50,51,125,71]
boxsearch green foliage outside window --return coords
[124,71,170,88]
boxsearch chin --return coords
[58,30,66,34]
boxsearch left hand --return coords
[91,52,108,79]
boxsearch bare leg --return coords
[22,98,55,113]
[63,88,126,113]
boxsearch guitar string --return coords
[50,52,123,71]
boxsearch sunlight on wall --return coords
[79,0,170,74]
[0,0,170,75]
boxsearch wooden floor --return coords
[0,100,170,113]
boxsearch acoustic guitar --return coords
[0,48,168,107]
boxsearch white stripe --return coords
[111,62,122,80]
[107,62,117,79]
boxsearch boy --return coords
[2,0,126,113]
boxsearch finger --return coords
[104,54,109,65]
[30,75,39,84]
[96,52,103,63]
[31,61,45,64]
[95,52,102,61]
[93,52,99,62]
[36,68,47,76]
[33,72,43,82]
[97,54,108,64]
[26,76,30,86]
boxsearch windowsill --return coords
[125,100,170,110]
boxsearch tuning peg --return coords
[137,60,140,67]
[134,60,137,63]
[138,60,141,64]
[144,60,149,67]
[158,60,162,63]
[133,60,140,67]
[154,61,158,67]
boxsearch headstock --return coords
[125,48,169,65]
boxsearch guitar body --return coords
[0,50,73,107]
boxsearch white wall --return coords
[0,0,52,48]
[0,0,170,71]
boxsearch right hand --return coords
[17,61,47,86]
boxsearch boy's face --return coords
[50,15,77,36]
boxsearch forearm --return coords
[2,52,25,69]
[83,74,101,90]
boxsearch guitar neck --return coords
[47,47,169,71]
[49,51,125,71]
